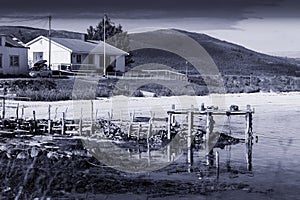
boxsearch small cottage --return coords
[26,36,128,74]
[0,34,29,76]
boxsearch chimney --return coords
[0,35,5,46]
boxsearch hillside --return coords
[1,26,298,77]
[129,29,299,77]
[0,26,84,43]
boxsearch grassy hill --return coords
[129,29,299,77]
[0,26,84,43]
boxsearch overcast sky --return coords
[0,0,300,56]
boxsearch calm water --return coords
[188,93,300,199]
[86,92,300,199]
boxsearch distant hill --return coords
[0,26,84,43]
[129,29,299,77]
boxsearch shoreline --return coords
[0,76,299,101]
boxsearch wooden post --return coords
[167,112,172,140]
[206,149,214,166]
[187,111,193,165]
[48,119,52,135]
[171,104,176,125]
[21,106,24,119]
[246,141,253,171]
[91,100,94,135]
[228,115,232,135]
[61,112,65,135]
[33,110,36,133]
[79,108,83,136]
[200,103,205,111]
[128,112,133,138]
[108,111,112,135]
[216,151,220,179]
[206,111,213,145]
[245,105,253,142]
[137,123,141,141]
[16,103,19,120]
[167,143,171,162]
[206,112,210,141]
[2,98,5,119]
[148,117,152,140]
[147,139,151,166]
[48,105,51,120]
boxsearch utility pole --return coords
[185,61,188,76]
[48,15,52,68]
[103,14,106,76]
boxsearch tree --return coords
[86,14,131,64]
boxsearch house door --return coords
[33,52,43,63]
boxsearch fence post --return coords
[167,112,172,140]
[128,112,134,138]
[91,100,94,135]
[206,111,214,151]
[33,110,36,133]
[61,112,65,135]
[48,105,51,121]
[16,103,19,120]
[137,123,141,141]
[148,112,153,140]
[187,110,193,166]
[171,104,176,125]
[108,111,113,135]
[21,106,24,119]
[2,98,5,119]
[79,108,83,136]
[48,118,52,135]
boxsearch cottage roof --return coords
[0,34,27,48]
[27,36,128,55]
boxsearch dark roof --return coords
[52,37,128,55]
[0,34,27,48]
[27,36,128,55]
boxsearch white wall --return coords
[27,38,71,67]
[0,46,28,75]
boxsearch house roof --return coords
[0,34,27,48]
[26,36,128,55]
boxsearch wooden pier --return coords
[166,104,254,142]
[0,97,255,174]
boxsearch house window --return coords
[10,55,19,67]
[76,54,82,63]
[0,54,2,68]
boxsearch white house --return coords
[0,34,28,76]
[26,36,128,74]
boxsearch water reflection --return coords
[82,126,254,178]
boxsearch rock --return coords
[47,151,59,160]
[30,146,39,158]
[17,151,27,159]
